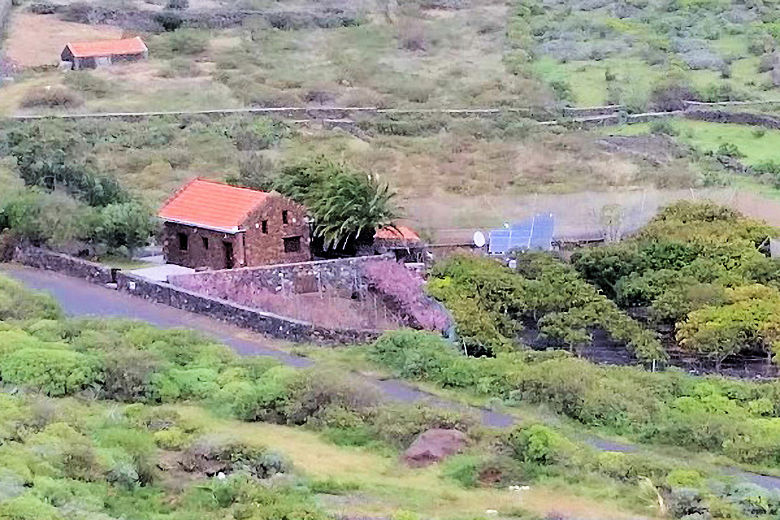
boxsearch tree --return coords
[273,158,398,250]
[93,202,156,254]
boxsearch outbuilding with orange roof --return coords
[61,37,148,70]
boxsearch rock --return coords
[402,428,468,467]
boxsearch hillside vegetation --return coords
[508,0,780,108]
[1,271,750,520]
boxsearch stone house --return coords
[61,37,148,70]
[159,179,311,270]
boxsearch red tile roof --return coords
[158,179,270,233]
[65,37,147,59]
[375,225,421,242]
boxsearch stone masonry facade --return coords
[161,194,310,270]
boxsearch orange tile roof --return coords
[65,37,147,59]
[158,179,270,233]
[375,225,421,242]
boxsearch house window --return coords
[177,232,188,251]
[202,237,209,250]
[282,210,289,224]
[283,236,301,253]
[262,220,268,234]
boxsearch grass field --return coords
[0,0,552,115]
[182,406,646,520]
[510,0,780,109]
[607,119,780,166]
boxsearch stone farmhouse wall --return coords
[116,272,379,344]
[168,254,394,298]
[13,246,115,285]
[683,109,780,130]
[0,0,11,33]
[10,246,381,344]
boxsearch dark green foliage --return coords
[574,201,780,367]
[2,122,127,207]
[155,10,183,31]
[428,253,666,361]
[368,329,780,466]
[273,158,399,250]
[92,202,156,253]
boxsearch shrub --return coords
[19,87,84,109]
[160,29,208,55]
[0,495,61,520]
[506,424,577,466]
[155,10,183,31]
[92,201,155,253]
[0,348,101,396]
[397,18,428,51]
[226,152,276,190]
[362,261,449,331]
[0,277,61,322]
[715,142,745,158]
[650,119,679,136]
[166,0,188,8]
[101,349,162,402]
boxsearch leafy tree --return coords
[2,123,126,207]
[93,202,156,254]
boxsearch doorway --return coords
[223,241,234,269]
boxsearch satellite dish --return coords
[473,231,486,248]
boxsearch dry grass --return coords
[5,14,123,67]
[175,405,653,520]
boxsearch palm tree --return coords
[273,158,399,250]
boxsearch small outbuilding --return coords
[159,179,311,270]
[60,37,148,70]
[362,224,425,261]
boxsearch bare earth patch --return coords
[5,14,123,67]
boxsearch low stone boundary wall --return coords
[683,109,780,130]
[0,0,11,32]
[116,272,380,344]
[10,246,380,344]
[169,254,394,298]
[12,246,114,285]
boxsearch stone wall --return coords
[169,254,394,298]
[54,4,363,31]
[116,272,380,344]
[683,109,780,130]
[0,0,10,33]
[13,246,115,285]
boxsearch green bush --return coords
[506,424,577,466]
[0,277,61,322]
[0,348,101,396]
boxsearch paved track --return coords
[0,264,513,427]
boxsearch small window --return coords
[283,236,301,253]
[202,237,209,250]
[261,220,268,234]
[282,210,289,224]
[177,232,188,251]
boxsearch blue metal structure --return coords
[488,213,555,255]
